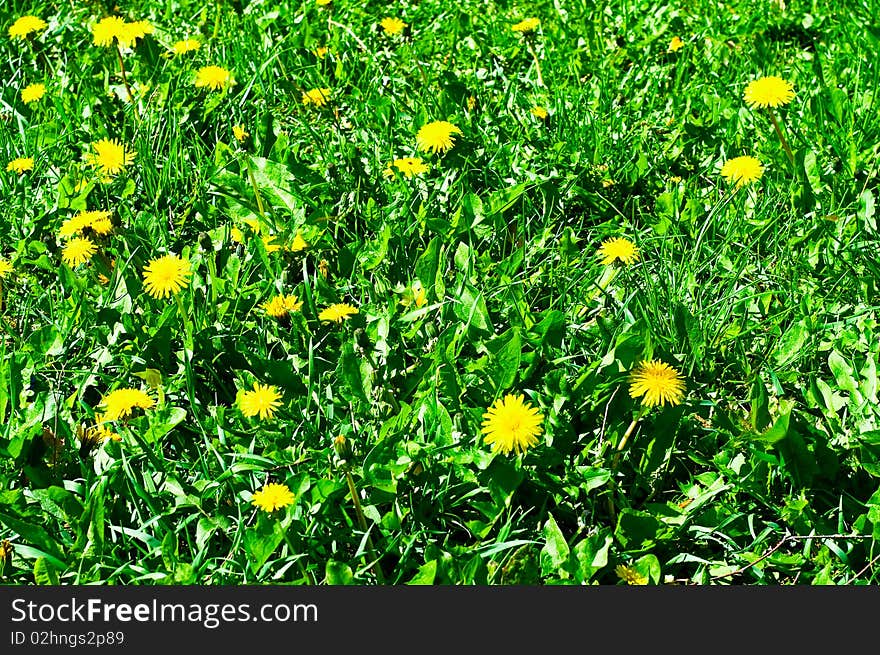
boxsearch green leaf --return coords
[774,322,809,368]
[755,400,794,444]
[750,378,772,432]
[614,509,661,551]
[572,530,612,582]
[454,284,491,335]
[33,557,59,585]
[0,511,65,563]
[489,328,522,391]
[540,514,570,578]
[242,513,287,574]
[358,222,391,270]
[325,559,354,584]
[337,341,368,402]
[406,560,437,585]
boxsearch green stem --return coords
[768,108,795,166]
[344,469,385,584]
[115,45,134,103]
[244,156,266,219]
[525,39,545,88]
[212,0,222,41]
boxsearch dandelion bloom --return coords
[195,65,234,91]
[720,155,764,188]
[262,235,283,253]
[99,388,155,421]
[6,157,34,174]
[319,303,359,323]
[59,210,112,238]
[385,157,429,179]
[380,17,407,35]
[316,0,332,5]
[628,359,686,408]
[314,46,329,59]
[481,393,544,455]
[416,120,462,154]
[668,36,684,52]
[262,294,303,318]
[251,482,295,513]
[239,382,282,420]
[598,237,639,265]
[77,422,120,456]
[616,565,648,585]
[91,17,127,46]
[0,258,13,278]
[118,20,153,48]
[172,38,201,54]
[302,87,331,107]
[400,280,427,308]
[512,17,540,33]
[86,139,136,176]
[142,254,192,299]
[21,83,46,104]
[531,106,548,119]
[743,75,795,109]
[288,231,308,252]
[233,125,249,142]
[8,16,47,40]
[62,237,97,267]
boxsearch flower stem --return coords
[115,45,134,103]
[344,468,385,584]
[768,108,795,166]
[213,0,223,41]
[525,39,545,88]
[244,156,266,219]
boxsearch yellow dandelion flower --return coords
[319,302,359,323]
[288,231,308,252]
[400,280,428,308]
[0,258,13,278]
[230,226,244,244]
[62,237,97,267]
[6,157,34,174]
[387,157,429,178]
[512,17,540,33]
[416,120,462,154]
[316,0,332,5]
[21,83,46,104]
[380,17,407,35]
[77,422,119,456]
[720,155,764,188]
[466,95,477,111]
[118,19,153,48]
[480,393,544,455]
[598,237,639,266]
[233,125,249,142]
[99,388,155,421]
[85,139,136,176]
[238,382,282,420]
[261,235,282,253]
[251,482,295,513]
[172,38,201,55]
[195,65,234,91]
[142,254,192,299]
[628,359,686,408]
[59,210,112,238]
[242,216,262,233]
[9,16,47,40]
[262,294,303,318]
[616,565,648,585]
[743,76,795,109]
[302,87,331,107]
[318,259,330,279]
[668,36,684,52]
[314,46,329,59]
[91,16,127,47]
[531,106,548,119]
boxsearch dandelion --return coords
[416,120,462,154]
[118,20,153,48]
[99,388,155,421]
[628,359,686,408]
[616,565,648,585]
[21,83,46,104]
[59,210,112,238]
[8,16,47,40]
[302,87,331,107]
[668,36,684,52]
[251,482,295,513]
[142,254,192,299]
[319,303,359,323]
[238,382,282,420]
[531,106,548,120]
[316,0,332,5]
[233,125,249,142]
[743,75,795,109]
[720,155,764,188]
[481,393,544,455]
[86,139,136,177]
[91,16,127,46]
[0,259,13,278]
[380,17,407,35]
[77,422,119,456]
[195,65,234,91]
[288,231,308,252]
[262,294,303,318]
[512,17,540,33]
[598,237,639,266]
[62,237,97,267]
[6,157,34,174]
[400,280,428,308]
[172,38,201,55]
[261,235,283,253]
[385,157,429,179]
[314,46,329,59]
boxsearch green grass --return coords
[1,0,880,585]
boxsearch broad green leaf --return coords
[540,514,570,578]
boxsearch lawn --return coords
[1,0,879,585]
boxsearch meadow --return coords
[1,0,879,585]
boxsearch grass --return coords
[1,0,880,585]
